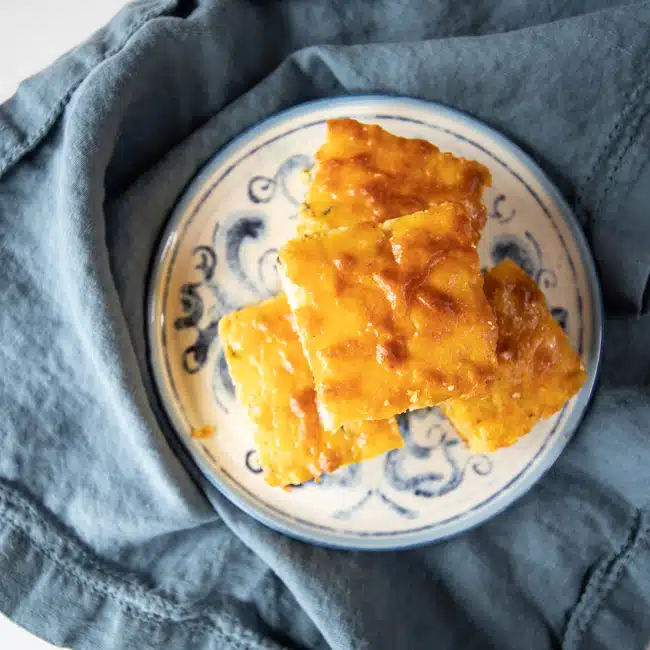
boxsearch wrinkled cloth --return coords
[1,1,650,649]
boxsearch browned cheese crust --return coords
[219,295,403,486]
[301,118,491,243]
[281,205,498,430]
[440,259,587,451]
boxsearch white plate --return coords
[148,96,602,550]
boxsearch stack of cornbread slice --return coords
[219,119,586,487]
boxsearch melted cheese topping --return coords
[301,118,491,241]
[280,205,498,430]
[440,260,587,452]
[218,295,403,486]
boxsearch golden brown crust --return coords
[218,295,403,486]
[440,259,587,452]
[300,118,491,241]
[280,205,498,430]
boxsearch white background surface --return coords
[0,2,130,647]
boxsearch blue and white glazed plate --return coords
[148,96,602,550]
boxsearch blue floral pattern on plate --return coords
[148,96,602,550]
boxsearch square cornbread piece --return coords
[218,295,403,487]
[300,118,491,242]
[280,204,498,431]
[440,259,587,452]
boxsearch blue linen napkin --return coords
[1,1,650,648]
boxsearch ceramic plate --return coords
[148,96,602,550]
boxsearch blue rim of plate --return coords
[147,95,604,550]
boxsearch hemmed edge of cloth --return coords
[563,507,650,650]
[0,479,286,650]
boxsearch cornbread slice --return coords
[300,118,491,241]
[280,204,498,430]
[440,259,587,452]
[218,295,403,487]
